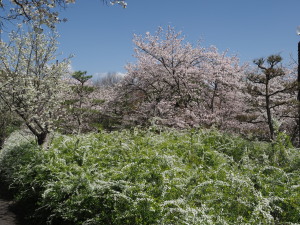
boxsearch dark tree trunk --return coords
[266,95,274,140]
[37,132,48,146]
[264,75,274,140]
[0,137,4,149]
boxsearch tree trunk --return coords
[37,132,48,146]
[0,137,5,149]
[265,79,274,140]
[24,121,50,148]
[266,98,274,140]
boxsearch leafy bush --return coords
[0,128,300,224]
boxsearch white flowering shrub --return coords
[0,128,299,224]
[0,130,37,195]
[0,101,22,148]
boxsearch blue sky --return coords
[57,0,300,77]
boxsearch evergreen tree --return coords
[245,55,296,140]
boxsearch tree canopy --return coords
[0,0,127,29]
[0,28,70,145]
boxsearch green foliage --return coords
[61,70,106,134]
[0,128,300,224]
[71,71,93,85]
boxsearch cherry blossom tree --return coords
[0,0,127,29]
[197,47,246,131]
[92,85,121,130]
[111,26,245,130]
[0,28,70,146]
[0,0,74,28]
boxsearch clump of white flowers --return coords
[110,0,127,8]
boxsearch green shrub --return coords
[0,128,299,224]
